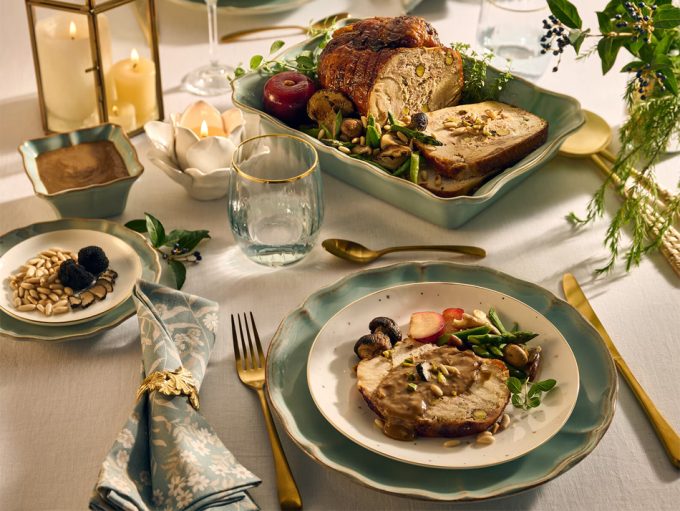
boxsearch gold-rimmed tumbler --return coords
[228,134,323,267]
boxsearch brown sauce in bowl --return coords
[36,140,128,194]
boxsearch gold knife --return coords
[562,273,680,468]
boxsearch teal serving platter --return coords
[232,23,585,228]
[0,219,161,342]
[266,261,617,500]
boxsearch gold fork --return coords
[231,313,303,510]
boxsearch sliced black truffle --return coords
[77,246,109,275]
[58,260,95,292]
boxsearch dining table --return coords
[0,0,678,510]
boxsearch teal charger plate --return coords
[232,22,585,228]
[0,219,161,342]
[266,262,617,500]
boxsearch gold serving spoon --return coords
[322,238,486,264]
[559,110,680,276]
[220,12,350,44]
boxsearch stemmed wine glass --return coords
[182,0,233,96]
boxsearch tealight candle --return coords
[110,48,157,125]
[108,102,137,133]
[34,14,112,130]
[192,119,226,138]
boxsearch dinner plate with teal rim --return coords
[169,0,311,14]
[266,262,617,501]
[0,218,161,342]
[232,20,584,229]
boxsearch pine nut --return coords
[430,384,444,397]
[17,304,37,312]
[374,418,385,429]
[49,293,59,302]
[20,282,34,290]
[45,302,53,316]
[26,266,36,277]
[53,306,69,315]
[443,439,461,448]
[476,431,495,445]
[500,413,511,430]
[338,146,351,154]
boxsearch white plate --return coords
[0,229,142,325]
[307,282,580,469]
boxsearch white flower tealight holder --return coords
[144,101,259,200]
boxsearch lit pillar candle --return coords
[108,102,137,133]
[110,49,157,125]
[35,14,112,130]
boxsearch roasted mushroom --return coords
[307,90,355,132]
[368,317,402,345]
[374,145,411,170]
[503,344,529,368]
[340,118,363,138]
[354,332,391,360]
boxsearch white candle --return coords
[108,102,137,133]
[110,49,157,125]
[35,14,111,130]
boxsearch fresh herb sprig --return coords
[544,0,680,273]
[231,19,338,81]
[507,376,557,410]
[125,213,210,290]
[450,43,513,103]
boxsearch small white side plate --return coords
[0,229,142,325]
[307,282,579,469]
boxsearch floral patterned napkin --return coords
[91,281,260,511]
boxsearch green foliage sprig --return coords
[507,377,557,410]
[545,0,680,273]
[450,43,513,103]
[125,213,210,290]
[231,20,337,80]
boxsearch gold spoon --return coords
[322,239,486,264]
[560,110,680,276]
[220,12,350,44]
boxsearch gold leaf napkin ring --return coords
[136,367,200,410]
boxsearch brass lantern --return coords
[25,0,164,136]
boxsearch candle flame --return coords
[130,48,140,67]
[200,120,209,138]
[69,21,76,39]
[112,105,119,116]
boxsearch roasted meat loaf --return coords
[317,16,464,123]
[357,338,510,440]
[414,101,549,195]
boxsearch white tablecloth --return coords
[0,1,678,510]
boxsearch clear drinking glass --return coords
[182,0,232,96]
[476,0,551,78]
[228,134,324,267]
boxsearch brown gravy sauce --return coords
[36,140,128,194]
[373,348,481,441]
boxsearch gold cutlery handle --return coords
[255,387,303,509]
[611,354,680,468]
[590,154,680,277]
[221,25,305,43]
[380,245,486,257]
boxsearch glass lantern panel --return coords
[103,0,159,132]
[32,7,103,132]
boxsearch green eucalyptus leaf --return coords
[528,383,540,398]
[597,37,624,74]
[145,213,165,247]
[653,5,680,29]
[547,0,583,29]
[169,260,186,290]
[528,397,541,408]
[506,377,523,394]
[511,394,523,408]
[124,219,147,233]
[269,40,285,54]
[249,55,264,70]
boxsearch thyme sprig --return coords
[450,43,513,103]
[546,0,680,273]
